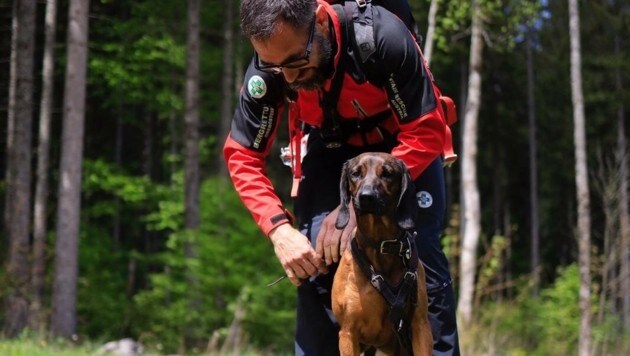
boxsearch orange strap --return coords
[288,103,302,197]
[439,96,458,167]
[443,125,457,167]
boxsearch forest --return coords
[0,0,628,355]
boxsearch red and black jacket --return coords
[223,0,450,236]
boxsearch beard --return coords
[288,32,333,91]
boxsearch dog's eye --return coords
[350,169,362,178]
[381,168,393,179]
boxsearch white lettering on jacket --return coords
[253,105,275,149]
[388,75,407,120]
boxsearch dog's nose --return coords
[358,190,378,206]
[357,186,384,214]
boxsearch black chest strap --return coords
[350,231,419,355]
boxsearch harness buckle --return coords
[404,271,417,281]
[355,0,367,8]
[371,274,384,288]
[379,239,403,255]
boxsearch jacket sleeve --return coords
[222,60,290,236]
[371,7,446,180]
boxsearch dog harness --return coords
[351,230,419,355]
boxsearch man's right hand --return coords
[268,223,329,286]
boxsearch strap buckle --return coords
[355,0,368,8]
[379,239,402,254]
[371,273,384,289]
[404,271,417,281]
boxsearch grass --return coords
[0,337,97,356]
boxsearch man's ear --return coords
[336,161,351,229]
[315,5,329,33]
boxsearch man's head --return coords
[241,0,334,91]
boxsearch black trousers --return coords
[293,131,460,355]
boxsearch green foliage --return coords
[89,1,186,115]
[132,177,295,353]
[463,264,630,355]
[436,0,540,53]
[76,159,164,339]
[76,226,129,339]
[475,234,509,297]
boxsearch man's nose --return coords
[282,67,300,84]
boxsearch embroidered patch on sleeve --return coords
[248,75,267,99]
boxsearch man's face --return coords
[252,13,333,91]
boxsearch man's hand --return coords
[269,223,328,286]
[315,204,356,266]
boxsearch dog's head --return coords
[335,152,417,231]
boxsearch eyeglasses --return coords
[254,17,316,74]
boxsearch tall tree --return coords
[30,0,59,333]
[50,0,90,338]
[568,0,592,354]
[3,0,36,338]
[218,0,234,176]
[458,0,483,326]
[184,0,200,233]
[183,0,201,344]
[614,33,629,332]
[611,17,629,330]
[526,25,540,295]
[422,0,439,66]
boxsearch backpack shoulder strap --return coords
[351,0,376,63]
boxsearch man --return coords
[223,0,460,354]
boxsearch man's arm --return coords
[223,60,290,235]
[223,61,326,284]
[372,6,446,179]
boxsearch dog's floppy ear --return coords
[336,160,351,229]
[396,162,418,231]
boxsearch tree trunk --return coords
[422,0,438,66]
[458,60,467,246]
[458,0,484,326]
[30,0,58,333]
[3,0,36,338]
[526,26,540,295]
[235,31,244,97]
[50,0,90,338]
[184,0,201,344]
[568,0,592,354]
[614,33,629,333]
[184,0,200,233]
[593,150,616,355]
[217,0,234,176]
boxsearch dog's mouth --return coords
[353,198,388,216]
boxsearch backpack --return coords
[324,0,458,165]
[284,0,457,196]
[324,0,420,44]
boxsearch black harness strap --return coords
[319,4,351,148]
[350,231,419,355]
[321,2,389,148]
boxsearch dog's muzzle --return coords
[354,189,388,215]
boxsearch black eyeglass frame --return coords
[254,16,316,74]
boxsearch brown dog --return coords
[332,152,432,356]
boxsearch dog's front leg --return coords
[411,270,433,356]
[338,328,360,356]
[411,316,433,356]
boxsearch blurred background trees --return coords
[0,0,628,354]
